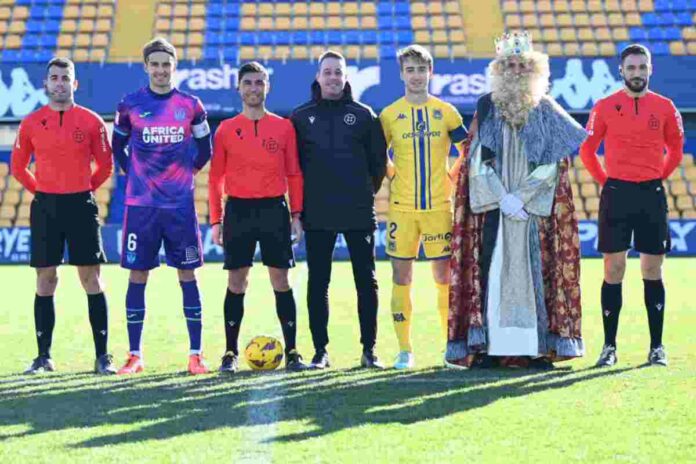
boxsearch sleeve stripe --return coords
[449,125,468,143]
[113,127,129,136]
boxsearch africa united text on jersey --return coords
[113,87,211,208]
[379,96,468,211]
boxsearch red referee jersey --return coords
[579,90,684,185]
[208,112,303,224]
[11,104,113,194]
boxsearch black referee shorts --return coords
[30,191,107,268]
[222,196,295,270]
[598,178,671,255]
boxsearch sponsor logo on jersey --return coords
[396,113,407,120]
[139,111,152,118]
[401,130,441,139]
[174,108,187,121]
[142,126,185,143]
[308,116,315,124]
[422,232,452,242]
[344,113,356,125]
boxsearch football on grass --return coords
[244,335,284,370]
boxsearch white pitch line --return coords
[236,262,307,464]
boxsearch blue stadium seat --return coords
[671,0,688,10]
[2,50,20,62]
[327,31,342,43]
[378,4,394,16]
[378,16,395,29]
[292,31,308,45]
[653,0,671,11]
[207,4,223,16]
[664,27,682,40]
[629,27,649,41]
[223,48,238,61]
[223,4,240,17]
[16,0,32,5]
[396,31,414,44]
[380,46,397,58]
[647,28,666,41]
[30,6,47,18]
[39,35,57,49]
[361,31,378,44]
[657,13,676,25]
[240,32,256,45]
[47,6,63,19]
[26,21,44,34]
[274,32,291,45]
[309,31,325,44]
[257,34,272,45]
[379,30,395,44]
[394,16,411,30]
[224,18,240,30]
[44,20,60,33]
[206,32,222,45]
[35,50,53,62]
[204,48,219,61]
[222,31,239,45]
[394,2,410,15]
[675,12,692,26]
[651,42,670,55]
[642,13,658,26]
[345,30,361,43]
[22,35,40,48]
[207,18,222,30]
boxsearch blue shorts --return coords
[121,204,203,270]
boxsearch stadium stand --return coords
[500,0,696,57]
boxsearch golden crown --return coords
[494,31,533,57]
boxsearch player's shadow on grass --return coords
[0,366,635,447]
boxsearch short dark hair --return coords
[397,44,433,70]
[318,50,346,66]
[620,44,651,64]
[237,61,269,86]
[46,57,75,74]
[143,37,177,63]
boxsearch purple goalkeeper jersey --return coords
[114,87,207,208]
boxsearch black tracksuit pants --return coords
[305,230,378,353]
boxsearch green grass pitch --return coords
[1,259,694,463]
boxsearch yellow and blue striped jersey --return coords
[379,96,467,212]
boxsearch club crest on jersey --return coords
[126,252,136,264]
[72,128,85,143]
[648,114,660,130]
[344,113,356,125]
[263,138,279,153]
[174,108,187,121]
[142,126,185,143]
[433,109,443,120]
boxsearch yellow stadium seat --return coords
[74,33,89,48]
[310,17,325,29]
[73,48,89,62]
[574,13,590,26]
[344,16,359,29]
[93,33,108,48]
[578,28,594,41]
[612,27,629,41]
[587,0,603,12]
[82,5,97,18]
[292,46,309,60]
[415,30,430,43]
[412,16,427,29]
[240,17,255,30]
[258,3,273,16]
[553,0,570,11]
[0,206,15,220]
[683,27,696,41]
[685,166,696,180]
[540,14,555,27]
[670,41,686,55]
[240,46,255,60]
[590,13,607,27]
[97,5,114,17]
[64,5,80,19]
[58,34,74,48]
[527,28,542,42]
[292,17,308,29]
[450,29,465,43]
[274,46,290,60]
[189,17,205,32]
[560,27,577,41]
[430,16,446,29]
[292,3,308,15]
[595,28,611,41]
[625,13,641,26]
[345,45,360,60]
[276,16,291,30]
[56,48,71,58]
[434,45,450,58]
[310,46,326,59]
[412,2,427,15]
[90,48,106,62]
[502,1,517,13]
[570,0,586,12]
[676,195,694,210]
[191,4,205,17]
[309,3,325,15]
[599,42,616,55]
[0,34,4,46]
[361,16,376,29]
[605,0,621,11]
[9,20,25,34]
[172,18,187,31]
[607,13,624,26]
[0,163,8,176]
[683,210,696,218]
[0,7,9,21]
[360,3,375,15]
[556,13,573,26]
[327,3,341,15]
[447,14,463,29]
[669,180,689,196]
[564,42,580,55]
[543,28,560,42]
[241,3,256,16]
[12,6,28,20]
[546,42,564,56]
[1,190,20,206]
[428,3,443,14]
[327,16,342,29]
[0,219,12,227]
[157,4,171,17]
[519,1,535,13]
[343,2,359,15]
[155,18,169,33]
[585,197,600,212]
[580,183,598,198]
[274,3,290,16]
[622,0,638,9]
[687,42,696,55]
[522,14,538,28]
[536,1,552,12]
[445,1,460,14]
[189,32,203,46]
[581,42,599,55]
[432,30,449,44]
[638,0,654,11]
[60,19,77,33]
[258,17,274,31]
[505,14,521,29]
[452,44,467,57]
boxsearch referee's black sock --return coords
[87,292,109,358]
[224,289,244,355]
[274,289,297,353]
[34,295,55,358]
[601,281,622,348]
[644,279,665,349]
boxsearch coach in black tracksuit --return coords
[290,51,387,369]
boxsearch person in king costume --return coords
[445,32,587,369]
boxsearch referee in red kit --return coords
[208,61,308,373]
[11,58,116,375]
[580,44,684,367]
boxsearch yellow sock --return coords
[391,283,413,352]
[435,283,450,339]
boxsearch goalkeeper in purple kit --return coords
[110,38,212,375]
